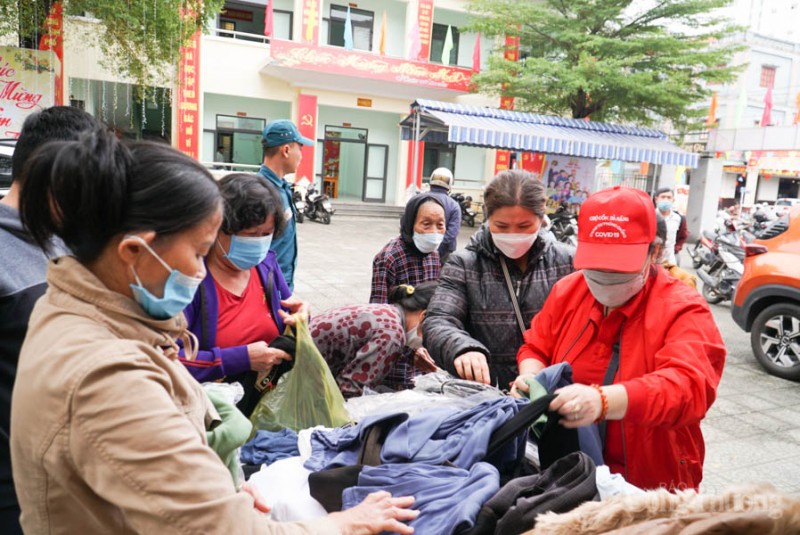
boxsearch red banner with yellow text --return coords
[38,1,63,106]
[418,0,434,61]
[301,0,320,45]
[269,40,473,92]
[176,30,200,158]
[295,94,317,183]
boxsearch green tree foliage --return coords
[0,0,225,87]
[467,0,744,129]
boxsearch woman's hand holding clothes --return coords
[509,373,537,398]
[549,384,603,428]
[453,351,491,385]
[329,491,418,535]
[246,341,292,372]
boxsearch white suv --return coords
[775,198,800,217]
[0,140,14,198]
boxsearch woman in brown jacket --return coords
[10,128,416,535]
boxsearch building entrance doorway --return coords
[320,125,387,203]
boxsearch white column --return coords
[657,164,679,190]
[744,167,760,206]
[686,156,724,240]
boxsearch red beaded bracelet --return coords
[591,384,608,424]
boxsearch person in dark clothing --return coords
[369,194,444,304]
[0,106,99,534]
[426,167,461,264]
[423,170,574,388]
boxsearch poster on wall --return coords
[543,155,596,212]
[0,46,58,138]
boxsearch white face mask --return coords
[413,232,444,254]
[491,231,538,259]
[583,261,649,308]
[406,326,423,350]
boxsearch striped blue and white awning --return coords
[400,99,698,168]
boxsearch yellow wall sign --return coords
[0,46,58,137]
[357,98,372,108]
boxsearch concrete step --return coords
[332,202,404,219]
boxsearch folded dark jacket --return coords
[468,451,599,535]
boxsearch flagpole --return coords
[412,108,421,190]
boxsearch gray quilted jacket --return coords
[423,225,575,388]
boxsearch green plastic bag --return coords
[250,314,351,432]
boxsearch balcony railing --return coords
[208,27,269,44]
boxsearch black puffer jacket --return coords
[423,225,574,387]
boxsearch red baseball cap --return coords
[574,186,656,272]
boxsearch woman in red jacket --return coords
[513,186,726,491]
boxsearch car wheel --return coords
[750,303,800,381]
[701,283,724,305]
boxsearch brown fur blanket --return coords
[526,483,800,534]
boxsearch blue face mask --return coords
[128,236,204,320]
[657,200,673,212]
[222,234,273,270]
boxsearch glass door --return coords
[363,144,388,203]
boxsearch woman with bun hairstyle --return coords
[11,127,417,534]
[311,281,439,397]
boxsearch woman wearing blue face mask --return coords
[310,282,439,397]
[179,173,309,417]
[12,129,417,535]
[423,170,575,389]
[369,193,445,304]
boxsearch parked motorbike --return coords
[688,229,720,269]
[303,182,334,225]
[291,184,305,224]
[549,203,579,247]
[695,232,746,304]
[450,192,476,227]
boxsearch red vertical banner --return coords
[176,29,201,158]
[417,0,434,61]
[494,34,519,175]
[38,1,63,105]
[405,140,425,189]
[295,94,317,182]
[301,0,320,45]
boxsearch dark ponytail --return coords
[388,281,439,311]
[20,127,221,263]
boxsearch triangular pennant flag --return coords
[472,32,481,72]
[379,10,387,56]
[264,0,273,38]
[408,18,421,60]
[343,6,354,50]
[706,92,718,126]
[441,25,454,65]
[760,86,773,127]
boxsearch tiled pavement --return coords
[294,215,800,495]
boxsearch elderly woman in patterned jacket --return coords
[369,194,445,303]
[311,282,439,397]
[423,170,575,389]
